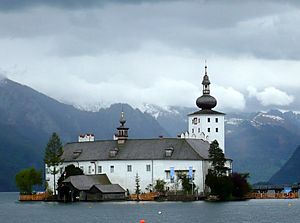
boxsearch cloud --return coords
[247,86,294,106]
[213,85,246,111]
[0,68,8,80]
[0,0,148,11]
[0,1,299,112]
[0,1,300,59]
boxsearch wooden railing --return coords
[19,192,49,201]
[129,192,160,201]
[248,192,298,199]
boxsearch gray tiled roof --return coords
[62,138,210,162]
[92,184,126,193]
[188,109,225,115]
[63,174,111,190]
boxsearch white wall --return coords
[45,159,207,195]
[188,114,225,153]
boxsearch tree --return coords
[15,167,42,194]
[205,140,232,200]
[57,164,83,186]
[44,132,64,196]
[205,172,233,200]
[208,140,229,177]
[231,172,251,198]
[135,173,141,201]
[205,141,251,200]
[153,179,166,193]
[179,174,195,194]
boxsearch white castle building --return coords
[45,66,230,196]
[181,65,225,152]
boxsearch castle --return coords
[45,66,230,197]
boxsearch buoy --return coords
[288,203,292,207]
[158,211,162,215]
[140,220,145,223]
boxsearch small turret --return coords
[116,111,129,145]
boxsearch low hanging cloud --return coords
[213,85,246,111]
[247,86,294,106]
[0,69,7,80]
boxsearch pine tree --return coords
[208,140,229,177]
[135,173,141,201]
[44,132,64,196]
[206,140,232,200]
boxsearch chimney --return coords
[78,133,95,142]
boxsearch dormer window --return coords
[72,150,82,159]
[165,147,174,157]
[109,148,119,157]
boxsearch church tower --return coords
[186,65,225,152]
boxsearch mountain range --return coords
[0,78,167,191]
[269,145,300,184]
[142,105,300,183]
[1,77,300,191]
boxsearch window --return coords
[215,118,218,123]
[198,128,200,133]
[208,118,210,123]
[192,117,197,125]
[60,167,63,174]
[146,164,151,172]
[208,128,210,132]
[88,166,91,174]
[216,128,219,133]
[127,165,132,172]
[98,166,102,173]
[192,128,194,133]
[166,171,170,179]
[198,118,200,123]
[110,165,114,173]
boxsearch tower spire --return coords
[196,64,217,110]
[116,105,129,144]
[202,64,210,95]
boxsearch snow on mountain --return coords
[251,112,285,127]
[140,103,182,119]
[73,102,110,112]
[225,118,244,126]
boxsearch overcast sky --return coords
[0,0,300,112]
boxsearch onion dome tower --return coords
[185,64,225,153]
[196,65,217,110]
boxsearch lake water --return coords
[1,192,300,223]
